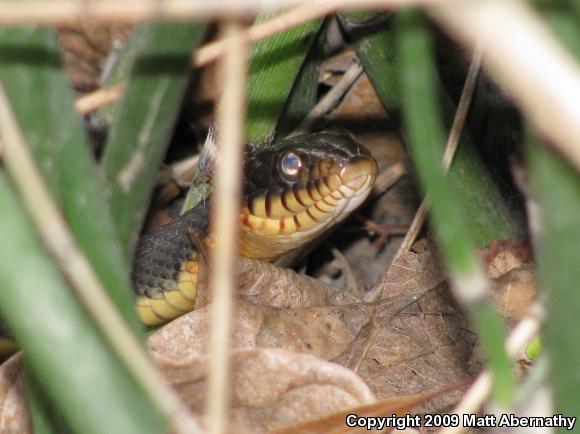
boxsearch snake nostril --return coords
[340,156,378,184]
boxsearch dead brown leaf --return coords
[149,298,374,362]
[371,239,445,303]
[57,23,131,93]
[332,240,474,415]
[482,239,534,279]
[269,388,458,434]
[154,348,375,434]
[0,355,31,434]
[490,266,537,322]
[238,257,361,308]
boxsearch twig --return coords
[207,19,249,434]
[156,155,199,188]
[194,1,345,68]
[0,83,202,434]
[79,29,363,120]
[81,4,324,114]
[371,161,406,196]
[292,61,364,135]
[393,44,483,259]
[437,302,545,434]
[354,46,483,371]
[74,3,329,114]
[74,0,436,116]
[155,155,200,205]
[75,82,125,115]
[0,0,457,25]
[429,0,580,172]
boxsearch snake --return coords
[131,130,378,327]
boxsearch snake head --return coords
[240,131,378,261]
[245,130,377,191]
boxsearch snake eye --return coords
[280,152,302,178]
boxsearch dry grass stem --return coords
[194,1,348,68]
[75,82,125,115]
[207,20,249,434]
[442,44,484,170]
[371,161,406,195]
[437,302,545,434]
[429,0,580,171]
[356,48,484,373]
[73,0,448,116]
[79,2,328,114]
[0,83,202,434]
[394,45,483,258]
[76,1,329,115]
[292,62,364,135]
[79,4,327,114]
[0,0,455,25]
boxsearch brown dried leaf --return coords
[238,258,361,308]
[0,355,31,434]
[149,298,374,362]
[57,24,131,93]
[270,391,443,434]
[490,266,537,322]
[319,51,359,87]
[334,240,474,413]
[329,72,407,166]
[355,284,473,405]
[375,239,445,302]
[154,348,375,434]
[482,239,534,279]
[193,258,361,311]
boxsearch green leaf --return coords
[527,131,580,422]
[342,11,523,246]
[273,19,326,141]
[396,9,513,405]
[245,13,323,143]
[527,1,580,423]
[101,22,207,262]
[183,15,324,212]
[0,27,141,333]
[0,172,166,434]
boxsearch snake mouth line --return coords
[241,164,376,231]
[238,150,377,261]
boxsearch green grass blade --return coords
[0,172,166,434]
[397,10,474,270]
[245,13,323,144]
[396,9,513,404]
[26,374,70,434]
[527,2,580,423]
[444,96,524,245]
[272,19,326,141]
[101,22,207,262]
[526,131,580,423]
[0,28,141,333]
[183,15,324,212]
[342,11,523,245]
[340,12,401,112]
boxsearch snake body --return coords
[132,131,378,326]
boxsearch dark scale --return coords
[131,204,209,299]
